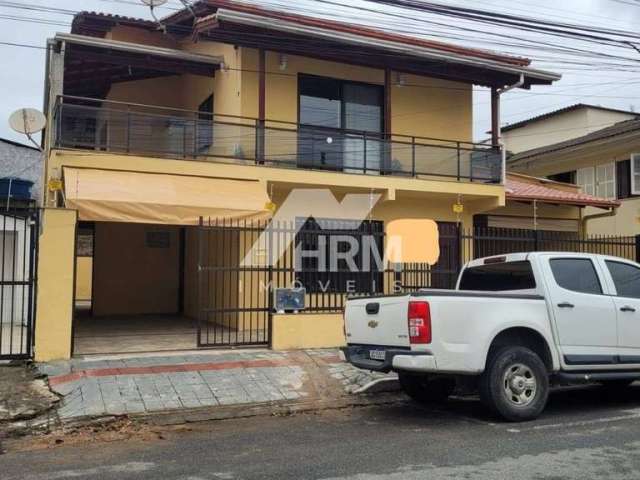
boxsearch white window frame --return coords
[576,166,595,196]
[631,154,640,195]
[576,163,616,199]
[595,162,616,200]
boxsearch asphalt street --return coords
[4,385,640,480]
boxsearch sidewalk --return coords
[36,349,398,424]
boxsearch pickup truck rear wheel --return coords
[398,373,455,404]
[479,346,549,422]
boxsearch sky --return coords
[1,0,639,146]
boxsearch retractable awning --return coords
[63,168,272,225]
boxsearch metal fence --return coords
[0,210,38,360]
[53,96,502,183]
[198,219,639,346]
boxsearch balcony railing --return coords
[53,96,502,183]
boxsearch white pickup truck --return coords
[341,252,640,421]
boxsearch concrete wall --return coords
[0,139,42,203]
[92,223,180,316]
[34,208,77,362]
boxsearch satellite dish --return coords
[140,0,168,6]
[9,108,46,135]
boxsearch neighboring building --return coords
[483,172,619,234]
[0,137,42,211]
[508,118,640,236]
[33,0,563,361]
[501,104,637,154]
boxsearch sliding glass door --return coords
[298,75,384,174]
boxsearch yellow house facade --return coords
[507,108,640,237]
[34,1,560,361]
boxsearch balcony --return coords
[52,96,502,183]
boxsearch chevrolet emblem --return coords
[368,320,379,329]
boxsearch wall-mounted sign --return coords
[47,178,63,192]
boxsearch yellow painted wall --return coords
[271,313,345,350]
[95,27,473,142]
[49,150,504,204]
[239,49,472,142]
[92,223,180,316]
[75,257,92,301]
[585,200,640,237]
[34,208,77,362]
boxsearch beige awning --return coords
[63,168,272,225]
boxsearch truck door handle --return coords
[557,302,574,308]
[620,305,636,312]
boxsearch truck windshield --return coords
[459,260,536,291]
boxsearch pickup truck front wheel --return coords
[479,346,549,422]
[398,373,455,404]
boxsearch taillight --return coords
[408,301,431,344]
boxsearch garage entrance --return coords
[73,222,199,355]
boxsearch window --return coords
[295,218,383,294]
[197,95,214,153]
[298,75,384,173]
[596,163,615,199]
[76,223,94,257]
[547,171,575,184]
[606,261,640,298]
[576,164,615,199]
[576,166,595,196]
[550,258,602,294]
[631,154,640,195]
[459,261,536,291]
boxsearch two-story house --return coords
[33,0,561,361]
[506,104,640,236]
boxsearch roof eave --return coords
[210,8,560,85]
[506,194,620,209]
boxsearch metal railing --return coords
[53,96,502,183]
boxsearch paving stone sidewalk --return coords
[37,349,396,421]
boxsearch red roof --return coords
[203,0,531,67]
[74,2,532,68]
[506,174,619,208]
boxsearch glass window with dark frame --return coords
[550,258,602,294]
[294,217,384,294]
[197,95,214,154]
[606,260,640,299]
[298,75,384,174]
[459,260,536,291]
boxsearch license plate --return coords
[369,349,386,360]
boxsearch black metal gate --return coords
[197,218,271,347]
[0,210,39,359]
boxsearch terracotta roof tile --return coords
[204,0,532,67]
[506,174,619,208]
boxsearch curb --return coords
[11,391,406,436]
[138,391,406,426]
